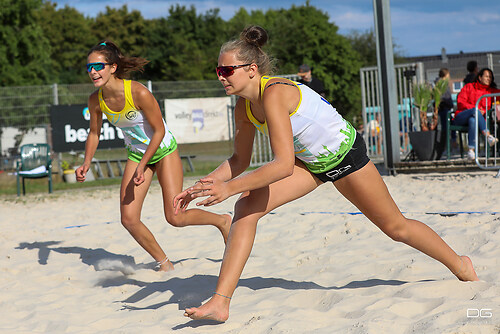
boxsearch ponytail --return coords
[87,40,149,79]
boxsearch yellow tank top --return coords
[98,79,174,154]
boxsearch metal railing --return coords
[360,62,425,159]
[474,93,500,176]
[1,75,301,170]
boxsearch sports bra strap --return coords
[264,81,296,91]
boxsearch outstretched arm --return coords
[188,80,298,207]
[76,92,102,182]
[131,81,166,185]
[173,98,255,213]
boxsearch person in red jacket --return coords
[455,68,500,159]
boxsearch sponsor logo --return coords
[326,165,352,180]
[64,122,124,143]
[83,107,90,121]
[125,110,138,121]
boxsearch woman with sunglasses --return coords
[76,40,231,271]
[174,26,479,322]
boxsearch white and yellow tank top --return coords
[245,76,356,174]
[98,79,175,154]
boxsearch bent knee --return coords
[234,195,268,220]
[381,218,411,242]
[164,211,186,228]
[121,215,139,230]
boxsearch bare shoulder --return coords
[130,80,151,99]
[88,90,101,112]
[130,80,156,110]
[262,77,299,112]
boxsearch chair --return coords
[446,110,468,160]
[16,143,53,196]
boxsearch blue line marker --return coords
[300,211,499,216]
[64,221,117,229]
[64,224,90,229]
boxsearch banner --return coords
[50,104,124,153]
[164,97,231,144]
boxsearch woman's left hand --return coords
[133,165,146,186]
[188,178,230,207]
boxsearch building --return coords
[404,48,500,93]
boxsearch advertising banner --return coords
[50,104,124,153]
[164,97,231,144]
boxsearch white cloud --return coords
[330,10,374,32]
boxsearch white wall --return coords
[1,127,47,156]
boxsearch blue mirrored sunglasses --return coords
[86,62,112,72]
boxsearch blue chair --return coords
[16,143,53,196]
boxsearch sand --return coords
[1,172,499,333]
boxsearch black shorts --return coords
[313,134,370,183]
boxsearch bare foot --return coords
[455,256,479,281]
[217,214,232,244]
[157,260,174,272]
[184,296,230,322]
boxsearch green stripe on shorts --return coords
[127,139,177,164]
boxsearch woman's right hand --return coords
[173,188,196,215]
[75,164,89,182]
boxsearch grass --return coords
[1,141,234,197]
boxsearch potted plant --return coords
[61,160,77,183]
[409,80,449,160]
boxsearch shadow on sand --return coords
[16,240,430,330]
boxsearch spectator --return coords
[297,64,326,97]
[435,68,454,158]
[455,67,500,159]
[463,60,478,84]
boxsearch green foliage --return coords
[0,0,51,86]
[346,28,407,67]
[347,29,378,67]
[413,83,432,113]
[60,160,71,170]
[433,78,449,112]
[1,1,385,124]
[265,4,362,121]
[92,5,147,55]
[144,5,228,81]
[91,5,148,80]
[224,4,362,121]
[35,1,94,83]
[413,81,448,131]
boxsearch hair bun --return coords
[240,25,268,48]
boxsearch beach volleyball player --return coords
[76,40,231,272]
[174,26,479,322]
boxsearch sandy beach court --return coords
[1,172,499,333]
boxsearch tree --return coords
[347,29,378,67]
[35,1,94,83]
[90,5,148,80]
[259,4,363,121]
[144,5,227,81]
[0,0,51,86]
[346,28,407,67]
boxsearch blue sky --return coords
[53,0,500,57]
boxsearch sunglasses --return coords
[86,62,112,72]
[216,63,252,78]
